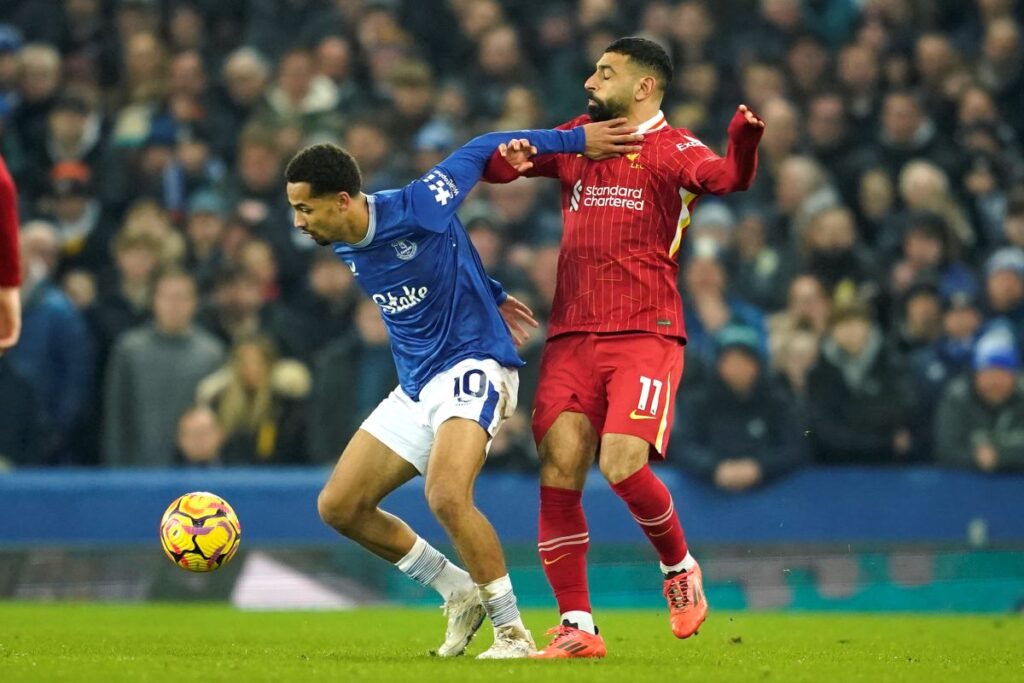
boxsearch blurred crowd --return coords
[1,0,1024,486]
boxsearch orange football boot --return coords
[663,562,708,638]
[530,621,607,659]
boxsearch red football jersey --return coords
[488,111,751,341]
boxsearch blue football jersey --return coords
[332,128,585,400]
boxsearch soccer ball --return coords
[159,491,242,572]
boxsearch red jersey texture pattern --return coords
[484,109,760,341]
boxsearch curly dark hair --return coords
[605,36,673,92]
[284,143,363,198]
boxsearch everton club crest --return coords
[391,239,418,261]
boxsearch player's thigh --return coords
[420,358,517,506]
[318,429,420,521]
[319,389,432,514]
[537,411,598,490]
[424,417,490,514]
[531,334,606,448]
[599,333,685,464]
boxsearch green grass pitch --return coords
[0,604,1021,682]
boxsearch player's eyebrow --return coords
[291,202,312,211]
[596,63,615,75]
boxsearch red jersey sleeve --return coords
[481,115,589,184]
[667,111,763,196]
[0,154,20,287]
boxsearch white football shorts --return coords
[360,357,519,474]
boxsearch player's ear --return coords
[635,75,656,102]
[335,191,351,211]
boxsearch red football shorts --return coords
[531,332,685,458]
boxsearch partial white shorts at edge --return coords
[360,357,519,474]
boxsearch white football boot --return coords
[435,588,486,657]
[476,623,536,659]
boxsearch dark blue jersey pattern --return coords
[332,128,586,400]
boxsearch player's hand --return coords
[499,294,539,346]
[727,104,766,144]
[582,118,643,161]
[498,138,538,173]
[0,286,21,350]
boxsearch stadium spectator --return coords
[768,273,832,364]
[806,303,916,464]
[176,405,225,468]
[103,270,224,466]
[799,206,877,303]
[0,354,39,466]
[935,328,1024,472]
[307,297,396,463]
[196,336,310,465]
[676,324,809,492]
[682,243,766,370]
[984,247,1024,343]
[6,221,92,464]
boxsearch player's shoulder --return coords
[655,126,710,152]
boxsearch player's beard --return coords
[587,93,627,122]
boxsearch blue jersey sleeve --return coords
[488,276,508,306]
[408,128,585,231]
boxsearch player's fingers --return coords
[498,143,509,157]
[514,161,534,172]
[514,299,535,318]
[514,307,539,328]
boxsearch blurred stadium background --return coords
[0,0,1022,620]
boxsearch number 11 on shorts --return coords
[637,375,663,415]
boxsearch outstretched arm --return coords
[482,118,644,184]
[692,105,765,195]
[409,127,586,226]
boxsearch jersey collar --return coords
[636,110,669,134]
[350,194,376,249]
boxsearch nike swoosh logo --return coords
[543,553,572,566]
[650,528,672,537]
[629,410,658,420]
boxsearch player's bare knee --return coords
[425,483,472,526]
[599,449,648,485]
[317,488,363,535]
[539,455,587,489]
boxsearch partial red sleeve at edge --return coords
[0,155,20,287]
[483,150,521,184]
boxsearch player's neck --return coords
[626,104,664,130]
[342,193,371,244]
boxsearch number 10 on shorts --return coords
[637,375,663,415]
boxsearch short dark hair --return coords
[284,143,362,198]
[605,37,673,91]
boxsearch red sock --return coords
[537,486,591,614]
[610,465,688,567]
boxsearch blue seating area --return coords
[2,467,1022,546]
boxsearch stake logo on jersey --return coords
[373,285,429,315]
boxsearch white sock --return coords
[477,574,524,630]
[395,536,474,601]
[560,610,595,635]
[660,551,697,575]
